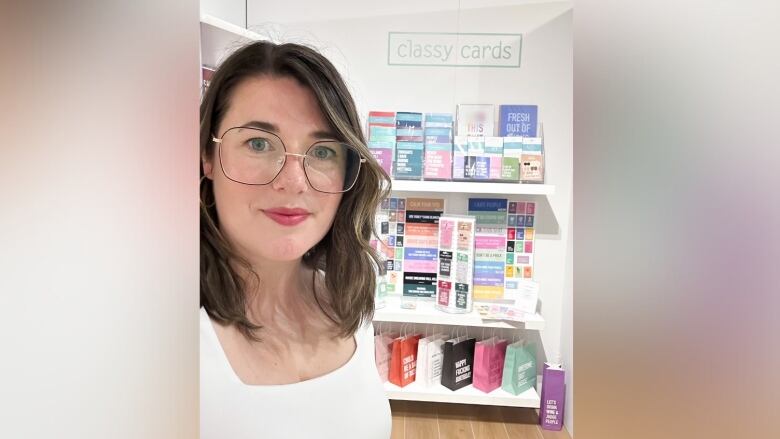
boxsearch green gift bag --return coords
[501,341,537,395]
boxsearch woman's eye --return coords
[311,145,336,160]
[248,138,272,152]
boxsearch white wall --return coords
[201,0,246,28]
[242,0,573,433]
[250,0,568,24]
[561,193,574,434]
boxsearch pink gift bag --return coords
[473,338,508,393]
[374,331,397,382]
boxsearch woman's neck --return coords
[238,257,332,339]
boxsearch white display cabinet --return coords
[375,179,553,409]
[390,180,555,196]
[374,295,545,331]
[384,379,541,408]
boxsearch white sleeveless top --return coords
[200,308,392,439]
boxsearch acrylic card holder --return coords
[435,215,476,314]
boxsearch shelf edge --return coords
[200,13,264,41]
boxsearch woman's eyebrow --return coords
[241,121,338,140]
[242,120,278,132]
[311,130,338,140]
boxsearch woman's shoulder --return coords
[200,307,229,346]
[200,307,216,343]
[199,306,209,328]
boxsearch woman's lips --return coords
[262,208,311,226]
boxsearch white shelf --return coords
[388,180,555,196]
[384,380,540,408]
[374,296,545,331]
[200,14,265,69]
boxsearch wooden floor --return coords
[390,400,571,439]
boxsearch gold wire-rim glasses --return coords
[211,126,367,194]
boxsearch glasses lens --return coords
[220,128,285,184]
[304,142,361,193]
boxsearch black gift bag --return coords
[441,336,476,391]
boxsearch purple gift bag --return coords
[540,361,565,431]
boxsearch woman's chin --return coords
[262,239,308,262]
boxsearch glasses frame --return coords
[212,126,367,194]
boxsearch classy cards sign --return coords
[388,32,522,67]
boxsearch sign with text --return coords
[388,32,522,67]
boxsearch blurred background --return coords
[1,1,777,438]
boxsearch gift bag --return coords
[399,334,422,387]
[440,337,461,390]
[501,341,537,395]
[441,336,476,391]
[388,336,404,386]
[490,339,509,390]
[472,338,492,391]
[374,330,398,382]
[473,338,508,393]
[415,336,429,384]
[415,333,443,384]
[540,361,566,431]
[423,335,447,387]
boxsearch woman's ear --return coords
[202,154,214,179]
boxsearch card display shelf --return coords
[388,180,555,196]
[384,379,541,408]
[373,296,545,331]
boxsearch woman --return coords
[199,41,392,438]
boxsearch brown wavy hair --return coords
[200,41,390,341]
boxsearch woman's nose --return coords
[270,152,309,193]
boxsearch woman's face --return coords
[203,76,343,263]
